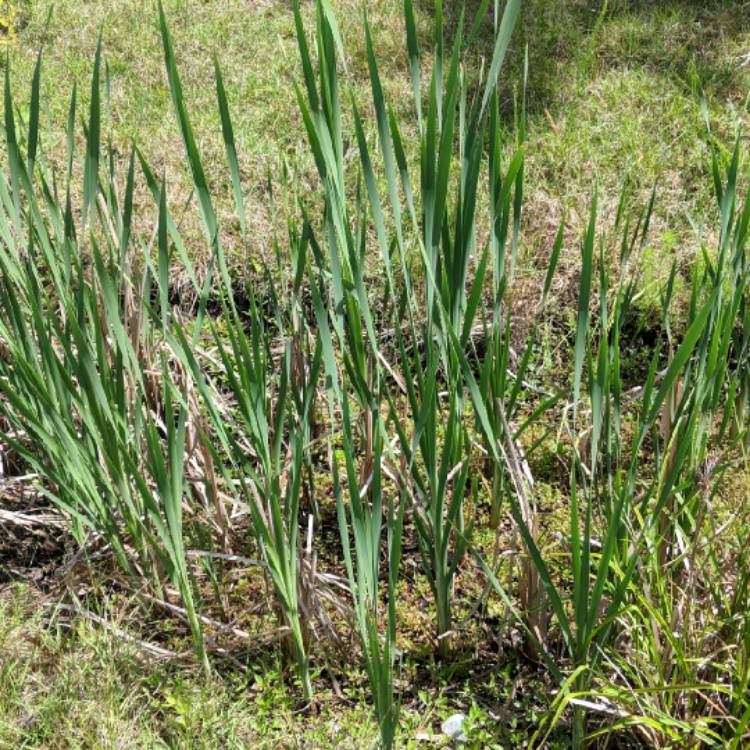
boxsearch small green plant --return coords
[333,389,404,750]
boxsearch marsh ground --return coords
[1,1,750,747]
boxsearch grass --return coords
[1,0,750,748]
[0,583,568,749]
[3,0,418,280]
[0,585,376,749]
[4,0,749,287]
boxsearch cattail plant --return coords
[2,1,748,745]
[465,182,722,744]
[333,387,404,749]
[170,283,320,699]
[0,43,209,671]
[629,136,750,742]
[293,0,524,658]
[158,2,321,698]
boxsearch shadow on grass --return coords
[414,0,750,116]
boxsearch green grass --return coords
[4,0,418,277]
[5,0,749,291]
[2,1,750,748]
[0,584,571,749]
[0,585,375,749]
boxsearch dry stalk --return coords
[172,313,230,552]
[495,398,548,660]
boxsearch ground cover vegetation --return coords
[1,0,750,747]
